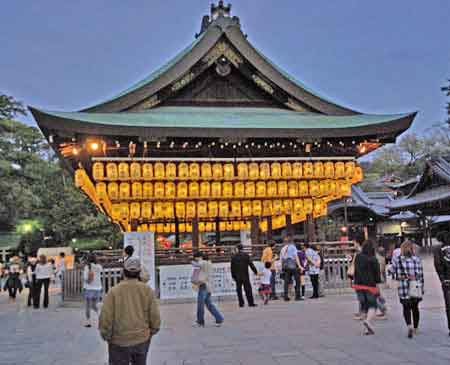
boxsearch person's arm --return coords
[98,291,114,342]
[230,257,237,281]
[434,246,444,283]
[247,255,258,275]
[373,258,382,284]
[148,290,161,336]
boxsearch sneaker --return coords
[84,320,92,328]
[215,322,223,327]
[264,298,269,305]
[413,328,419,336]
[249,304,258,307]
[407,328,413,339]
[192,322,205,328]
[363,321,375,335]
[284,297,290,302]
[295,297,302,301]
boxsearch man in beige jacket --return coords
[99,257,160,365]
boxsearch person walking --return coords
[305,243,321,299]
[434,231,450,337]
[390,240,424,338]
[191,252,224,327]
[34,255,54,309]
[230,244,258,307]
[83,255,103,328]
[261,240,278,300]
[280,235,302,301]
[99,257,160,365]
[352,240,382,335]
[258,262,273,305]
[26,257,38,307]
[4,257,23,302]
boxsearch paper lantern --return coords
[153,202,164,219]
[242,201,252,216]
[166,163,177,179]
[219,201,229,217]
[205,222,214,232]
[140,224,149,232]
[231,201,241,217]
[283,200,292,214]
[278,181,288,197]
[141,202,152,219]
[337,180,351,196]
[186,202,196,218]
[175,202,185,218]
[189,163,200,179]
[304,199,313,214]
[223,182,233,198]
[353,166,364,183]
[298,181,309,196]
[324,162,334,178]
[267,181,277,197]
[319,181,327,197]
[293,199,303,214]
[163,224,173,234]
[256,182,266,197]
[259,220,268,232]
[132,182,143,199]
[178,163,189,179]
[288,181,298,197]
[233,222,241,231]
[327,180,336,196]
[245,182,256,198]
[271,163,282,179]
[154,163,165,179]
[189,182,200,197]
[292,212,306,224]
[96,183,107,200]
[164,203,174,218]
[156,223,164,233]
[200,182,210,198]
[223,163,234,180]
[249,163,259,180]
[260,163,271,179]
[345,161,356,179]
[118,163,129,180]
[282,162,292,179]
[130,202,140,219]
[237,163,249,179]
[211,182,222,198]
[272,215,286,230]
[314,162,324,178]
[197,202,208,218]
[201,163,212,179]
[130,163,141,180]
[303,162,314,178]
[142,182,153,198]
[177,182,188,198]
[119,183,130,200]
[142,163,153,180]
[108,182,119,200]
[292,162,303,179]
[309,181,319,197]
[234,182,245,198]
[219,222,227,232]
[335,162,345,179]
[273,200,283,215]
[106,163,118,180]
[149,224,157,232]
[226,222,234,231]
[199,222,206,233]
[208,201,218,217]
[165,182,176,198]
[93,162,104,180]
[212,163,223,179]
[154,182,165,198]
[119,203,129,220]
[112,204,121,220]
[263,200,273,216]
[252,200,262,216]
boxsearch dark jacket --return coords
[434,244,450,284]
[354,253,381,288]
[231,251,257,282]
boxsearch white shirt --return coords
[83,264,103,291]
[35,263,54,280]
[261,268,272,285]
[57,259,66,275]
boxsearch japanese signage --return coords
[124,232,156,290]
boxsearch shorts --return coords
[356,290,378,313]
[258,284,271,296]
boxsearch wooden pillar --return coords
[306,214,316,243]
[215,217,221,245]
[192,218,199,251]
[267,216,273,241]
[286,214,294,236]
[175,218,180,248]
[250,216,260,246]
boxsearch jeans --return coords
[401,299,420,328]
[283,269,300,299]
[35,278,50,308]
[310,274,320,298]
[108,340,150,365]
[197,284,224,325]
[235,279,255,307]
[85,297,99,320]
[442,284,450,331]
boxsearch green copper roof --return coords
[38,107,413,130]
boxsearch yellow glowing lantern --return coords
[108,182,119,200]
[226,222,234,231]
[211,182,222,198]
[304,199,313,214]
[234,182,245,198]
[177,182,188,198]
[319,180,327,197]
[263,200,273,216]
[219,201,229,217]
[267,181,277,197]
[149,224,157,232]
[205,222,214,232]
[175,202,185,218]
[259,220,268,232]
[299,181,309,196]
[271,163,282,179]
[130,162,141,180]
[201,163,212,179]
[141,202,152,219]
[335,162,345,179]
[189,182,200,197]
[282,162,292,179]
[303,162,314,178]
[197,202,208,218]
[309,180,320,197]
[118,162,129,180]
[256,182,266,197]
[278,181,288,197]
[142,163,153,180]
[142,182,153,198]
[132,182,143,199]
[153,202,163,219]
[288,181,298,197]
[283,200,292,214]
[237,163,249,179]
[252,200,262,216]
[165,163,177,179]
[165,182,176,198]
[154,163,165,179]
[314,162,324,178]
[242,201,252,216]
[292,162,302,179]
[345,161,356,179]
[93,162,104,180]
[208,201,218,217]
[119,202,129,220]
[186,202,196,218]
[200,182,210,197]
[223,182,233,198]
[178,163,189,179]
[154,182,165,198]
[96,182,107,200]
[327,180,336,196]
[163,203,174,218]
[199,222,205,232]
[212,163,223,179]
[119,183,130,200]
[273,200,283,215]
[156,224,164,233]
[188,163,199,179]
[324,162,334,178]
[112,204,121,220]
[245,182,256,198]
[293,199,303,214]
[223,163,234,180]
[260,163,271,179]
[219,222,227,231]
[249,163,259,180]
[337,180,351,196]
[231,201,241,217]
[130,202,140,219]
[233,222,241,231]
[353,166,364,183]
[106,163,118,180]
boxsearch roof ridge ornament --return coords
[211,1,232,20]
[197,2,240,38]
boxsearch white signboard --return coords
[124,232,156,290]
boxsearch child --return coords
[258,262,272,305]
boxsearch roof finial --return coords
[211,1,232,20]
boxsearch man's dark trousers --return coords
[235,279,255,307]
[108,340,150,365]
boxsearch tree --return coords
[442,79,450,126]
[0,94,26,120]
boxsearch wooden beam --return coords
[250,216,260,246]
[306,214,316,243]
[215,217,221,245]
[192,218,199,251]
[267,216,273,241]
[175,218,180,248]
[286,214,293,236]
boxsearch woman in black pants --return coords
[390,240,425,338]
[34,255,54,309]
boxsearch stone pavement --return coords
[1,256,449,365]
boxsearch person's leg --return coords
[402,301,413,328]
[411,300,420,330]
[34,280,42,308]
[85,298,91,320]
[92,297,99,314]
[362,292,377,335]
[310,275,319,298]
[283,271,290,300]
[294,271,301,300]
[243,279,255,306]
[205,292,224,324]
[108,342,130,365]
[129,340,150,365]
[300,275,306,298]
[43,278,50,308]
[196,285,206,326]
[270,270,277,299]
[442,285,450,332]
[235,280,245,307]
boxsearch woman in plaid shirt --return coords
[390,241,425,338]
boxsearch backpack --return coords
[281,245,297,271]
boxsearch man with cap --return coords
[230,244,258,307]
[99,257,161,365]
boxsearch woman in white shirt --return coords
[35,255,54,309]
[83,255,103,327]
